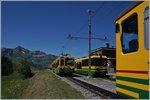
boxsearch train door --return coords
[60,58,65,68]
[115,2,149,99]
[77,62,82,69]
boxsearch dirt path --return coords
[21,70,84,99]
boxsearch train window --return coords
[91,58,107,66]
[56,61,59,66]
[61,59,64,66]
[121,13,138,53]
[91,58,98,66]
[82,59,88,66]
[65,58,74,66]
[102,58,107,66]
[144,6,149,50]
[77,62,81,69]
[115,23,120,33]
[91,58,101,66]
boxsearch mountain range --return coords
[1,46,57,69]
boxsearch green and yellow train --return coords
[115,1,149,99]
[74,55,107,76]
[50,55,75,75]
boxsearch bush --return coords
[1,56,13,76]
[18,60,33,79]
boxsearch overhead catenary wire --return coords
[61,23,87,54]
[62,15,88,50]
[63,2,133,57]
[91,1,134,38]
[66,2,106,37]
[64,2,115,57]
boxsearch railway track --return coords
[47,69,126,99]
[66,76,127,99]
[66,77,108,99]
[73,73,115,81]
[48,69,104,99]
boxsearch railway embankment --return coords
[21,70,85,99]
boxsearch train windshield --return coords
[91,58,107,66]
[121,13,138,53]
[65,58,74,66]
[60,59,64,66]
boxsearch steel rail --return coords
[67,77,127,99]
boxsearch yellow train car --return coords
[75,58,82,70]
[115,1,149,99]
[50,55,75,75]
[75,55,107,76]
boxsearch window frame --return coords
[121,13,139,54]
[143,6,149,50]
[65,58,74,66]
[76,62,82,69]
[115,23,120,33]
[82,59,88,66]
[60,59,64,66]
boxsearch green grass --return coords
[21,70,85,99]
[1,60,36,99]
[46,71,85,99]
[1,72,29,99]
[2,64,84,99]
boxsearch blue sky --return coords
[2,1,134,58]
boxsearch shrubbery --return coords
[1,56,13,76]
[2,56,34,79]
[18,60,34,79]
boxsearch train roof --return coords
[75,55,107,61]
[51,55,75,65]
[52,55,74,62]
[84,55,107,59]
[115,1,143,22]
[75,58,83,62]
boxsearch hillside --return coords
[21,70,84,99]
[1,68,84,99]
[1,46,57,69]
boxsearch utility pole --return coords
[68,9,109,78]
[87,9,95,78]
[62,46,64,56]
